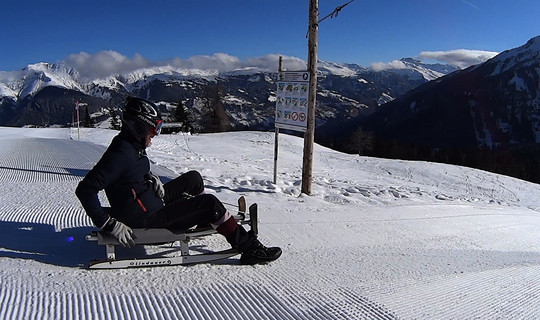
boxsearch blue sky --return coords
[1,0,539,75]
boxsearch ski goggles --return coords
[152,120,163,135]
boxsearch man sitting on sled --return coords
[76,97,281,265]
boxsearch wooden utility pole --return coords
[75,101,81,140]
[301,0,318,195]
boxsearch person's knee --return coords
[198,194,226,222]
[183,170,204,195]
[185,170,202,181]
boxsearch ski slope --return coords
[0,127,539,319]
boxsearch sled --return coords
[86,196,258,269]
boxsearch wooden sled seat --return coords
[86,227,216,246]
[85,199,258,269]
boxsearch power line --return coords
[318,0,354,23]
[306,0,354,37]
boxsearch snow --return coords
[370,58,458,81]
[223,95,250,106]
[509,73,528,91]
[1,127,540,319]
[377,92,394,105]
[490,36,540,76]
[318,61,358,77]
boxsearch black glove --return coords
[101,217,136,247]
[147,172,165,199]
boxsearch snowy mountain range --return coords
[0,57,458,129]
[3,36,540,185]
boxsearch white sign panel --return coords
[275,71,310,132]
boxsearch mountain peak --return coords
[525,35,540,47]
[488,36,540,75]
[400,58,422,64]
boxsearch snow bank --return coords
[1,127,539,319]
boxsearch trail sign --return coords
[275,71,310,132]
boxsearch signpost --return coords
[273,58,310,184]
[75,101,87,141]
[275,71,310,133]
[273,3,316,191]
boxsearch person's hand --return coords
[148,172,165,199]
[102,217,136,247]
[111,220,136,247]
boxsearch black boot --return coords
[227,226,282,265]
[240,237,282,265]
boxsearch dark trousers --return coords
[147,171,227,230]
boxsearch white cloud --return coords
[368,49,499,71]
[62,51,307,79]
[418,49,499,68]
[245,54,306,71]
[63,50,151,79]
[185,53,243,72]
[370,60,408,71]
[63,48,499,78]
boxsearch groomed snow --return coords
[1,127,539,319]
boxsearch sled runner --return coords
[86,196,258,269]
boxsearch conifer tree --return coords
[83,106,95,128]
[109,108,122,130]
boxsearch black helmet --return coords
[121,97,163,140]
